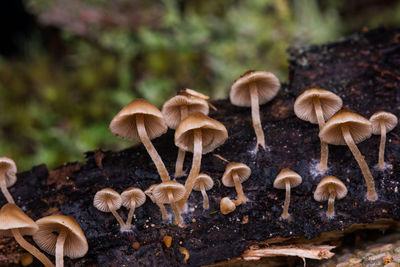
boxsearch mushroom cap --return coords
[319,110,372,145]
[179,88,210,100]
[222,162,251,187]
[109,98,167,142]
[152,181,186,204]
[0,203,38,237]
[230,70,280,107]
[0,157,17,188]
[369,111,398,135]
[175,112,228,154]
[93,188,122,213]
[193,173,214,191]
[294,88,343,124]
[33,215,88,259]
[162,95,209,129]
[273,168,302,189]
[220,197,236,215]
[314,176,348,201]
[121,187,146,209]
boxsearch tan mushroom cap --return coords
[0,203,38,237]
[121,187,146,209]
[193,173,214,191]
[162,95,209,129]
[273,168,302,189]
[222,163,251,187]
[93,188,122,212]
[175,113,228,154]
[314,176,348,201]
[220,197,236,215]
[152,181,186,204]
[370,111,398,135]
[179,88,210,100]
[109,98,167,142]
[33,215,88,259]
[0,157,17,188]
[230,70,280,107]
[294,88,343,124]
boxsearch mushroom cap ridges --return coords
[294,88,343,124]
[220,197,236,215]
[33,215,88,259]
[230,70,280,107]
[179,88,210,100]
[193,173,214,191]
[175,112,228,154]
[121,187,146,209]
[93,188,122,212]
[319,110,372,145]
[152,181,186,204]
[273,168,302,189]
[0,203,38,237]
[222,162,251,187]
[370,111,398,135]
[314,176,348,201]
[0,157,17,188]
[109,98,167,142]
[162,95,209,129]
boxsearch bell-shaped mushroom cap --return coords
[370,111,398,135]
[121,187,146,209]
[220,197,236,215]
[193,173,214,191]
[294,88,343,124]
[0,203,38,237]
[230,71,280,107]
[152,181,186,204]
[109,98,167,142]
[93,188,122,212]
[319,110,372,145]
[33,215,88,259]
[175,113,228,154]
[222,163,251,187]
[179,88,210,100]
[273,168,302,189]
[0,157,17,188]
[314,176,348,201]
[162,95,209,129]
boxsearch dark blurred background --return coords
[1,0,400,170]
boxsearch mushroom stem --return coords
[200,183,209,210]
[232,172,247,205]
[107,200,125,228]
[249,83,265,152]
[55,229,67,267]
[125,200,136,230]
[327,188,336,218]
[312,97,329,172]
[0,177,14,203]
[342,125,378,201]
[147,193,168,220]
[281,180,291,220]
[136,115,170,182]
[175,107,189,177]
[378,121,387,169]
[11,229,54,267]
[168,190,182,225]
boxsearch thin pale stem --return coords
[378,122,387,169]
[250,83,265,152]
[313,97,328,172]
[146,192,168,220]
[56,229,67,267]
[342,125,378,201]
[107,200,125,229]
[175,149,186,178]
[327,188,336,218]
[200,183,209,210]
[168,190,182,225]
[0,178,14,203]
[281,181,291,220]
[233,172,247,205]
[125,200,136,230]
[11,229,54,267]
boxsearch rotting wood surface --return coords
[1,27,400,267]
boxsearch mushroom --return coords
[93,188,125,229]
[0,204,54,267]
[294,88,343,172]
[230,71,280,152]
[369,111,398,169]
[121,187,146,231]
[145,184,168,220]
[174,112,228,211]
[220,197,236,215]
[33,215,88,267]
[0,157,17,203]
[314,176,348,218]
[162,94,209,177]
[222,163,251,205]
[152,181,186,225]
[110,98,170,182]
[273,168,302,220]
[193,173,214,210]
[319,110,377,201]
[179,88,217,111]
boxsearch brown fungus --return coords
[145,184,168,220]
[121,187,146,231]
[314,176,348,218]
[220,197,236,215]
[222,163,251,205]
[0,157,17,204]
[193,173,214,210]
[93,188,125,229]
[153,181,186,225]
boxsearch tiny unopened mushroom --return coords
[121,187,146,231]
[145,184,168,220]
[222,163,251,205]
[153,181,186,225]
[220,197,236,215]
[0,157,17,203]
[369,111,398,169]
[314,176,348,218]
[93,188,125,229]
[193,173,214,210]
[273,169,302,220]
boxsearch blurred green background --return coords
[1,0,400,170]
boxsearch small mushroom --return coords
[179,88,217,111]
[145,184,168,220]
[121,187,146,231]
[93,188,125,229]
[193,173,214,210]
[230,71,280,152]
[273,169,302,220]
[220,197,236,215]
[153,181,186,225]
[222,163,251,205]
[33,215,88,267]
[314,176,348,218]
[0,157,17,203]
[369,111,398,169]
